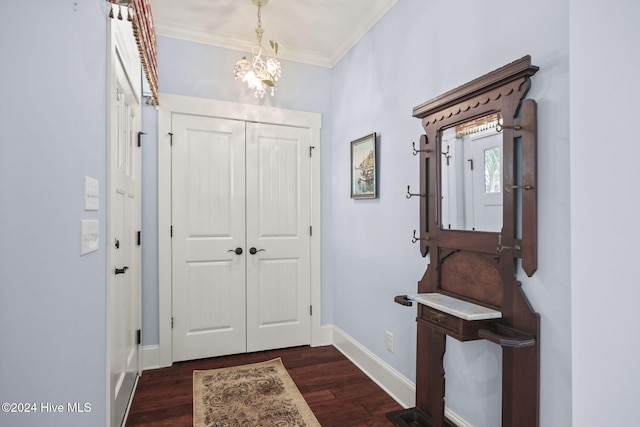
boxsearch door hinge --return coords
[310,305,313,316]
[137,131,147,147]
[170,226,173,238]
[137,230,141,246]
[136,329,141,345]
[168,132,173,146]
[310,226,313,236]
[171,317,174,329]
[309,146,316,157]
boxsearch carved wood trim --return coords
[413,55,539,119]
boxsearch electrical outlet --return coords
[80,219,99,255]
[385,331,394,353]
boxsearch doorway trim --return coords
[157,93,322,368]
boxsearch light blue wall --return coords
[329,1,570,426]
[0,1,108,426]
[570,0,640,424]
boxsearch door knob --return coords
[228,248,243,255]
[115,266,129,275]
[249,247,265,255]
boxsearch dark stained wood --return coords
[520,99,538,276]
[412,55,539,119]
[126,345,402,427]
[399,57,541,427]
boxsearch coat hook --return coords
[412,141,432,156]
[442,145,451,166]
[496,122,522,132]
[406,185,425,199]
[504,175,533,192]
[505,184,533,192]
[497,234,521,252]
[412,229,430,243]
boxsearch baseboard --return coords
[142,345,160,370]
[314,324,334,346]
[331,325,416,408]
[330,325,472,427]
[444,408,473,427]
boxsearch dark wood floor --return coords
[125,345,402,426]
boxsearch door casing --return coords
[157,94,323,368]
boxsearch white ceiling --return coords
[151,0,398,68]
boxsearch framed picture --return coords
[350,132,377,199]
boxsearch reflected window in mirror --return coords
[440,113,503,232]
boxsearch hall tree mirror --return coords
[391,56,541,427]
[440,113,504,233]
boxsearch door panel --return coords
[171,114,246,362]
[108,30,141,426]
[246,123,311,352]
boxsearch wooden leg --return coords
[502,343,539,427]
[416,321,447,427]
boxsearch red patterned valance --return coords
[108,0,159,105]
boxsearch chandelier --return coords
[233,0,282,98]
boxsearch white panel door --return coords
[245,123,311,352]
[470,131,503,232]
[107,21,141,427]
[171,118,312,360]
[171,114,247,362]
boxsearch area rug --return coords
[193,358,321,427]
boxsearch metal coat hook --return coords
[496,122,522,132]
[504,175,533,192]
[505,183,533,192]
[412,141,432,156]
[442,145,451,166]
[412,229,430,243]
[406,185,425,199]
[497,234,521,252]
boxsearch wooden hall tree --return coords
[391,56,541,427]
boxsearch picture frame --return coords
[350,132,377,199]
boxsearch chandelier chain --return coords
[233,0,282,98]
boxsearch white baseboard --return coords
[314,324,334,346]
[445,407,473,427]
[142,345,160,371]
[331,325,416,408]
[330,325,472,427]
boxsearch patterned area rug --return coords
[193,358,321,427]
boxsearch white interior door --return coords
[245,123,311,352]
[107,16,141,427]
[171,114,247,362]
[470,132,503,232]
[171,117,311,361]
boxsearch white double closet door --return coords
[171,114,312,362]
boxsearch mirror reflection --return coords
[440,113,503,232]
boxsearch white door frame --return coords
[157,93,322,368]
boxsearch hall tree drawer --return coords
[417,306,493,341]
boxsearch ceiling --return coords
[151,0,398,68]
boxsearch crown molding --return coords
[154,0,398,69]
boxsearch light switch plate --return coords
[80,219,99,255]
[84,176,99,211]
